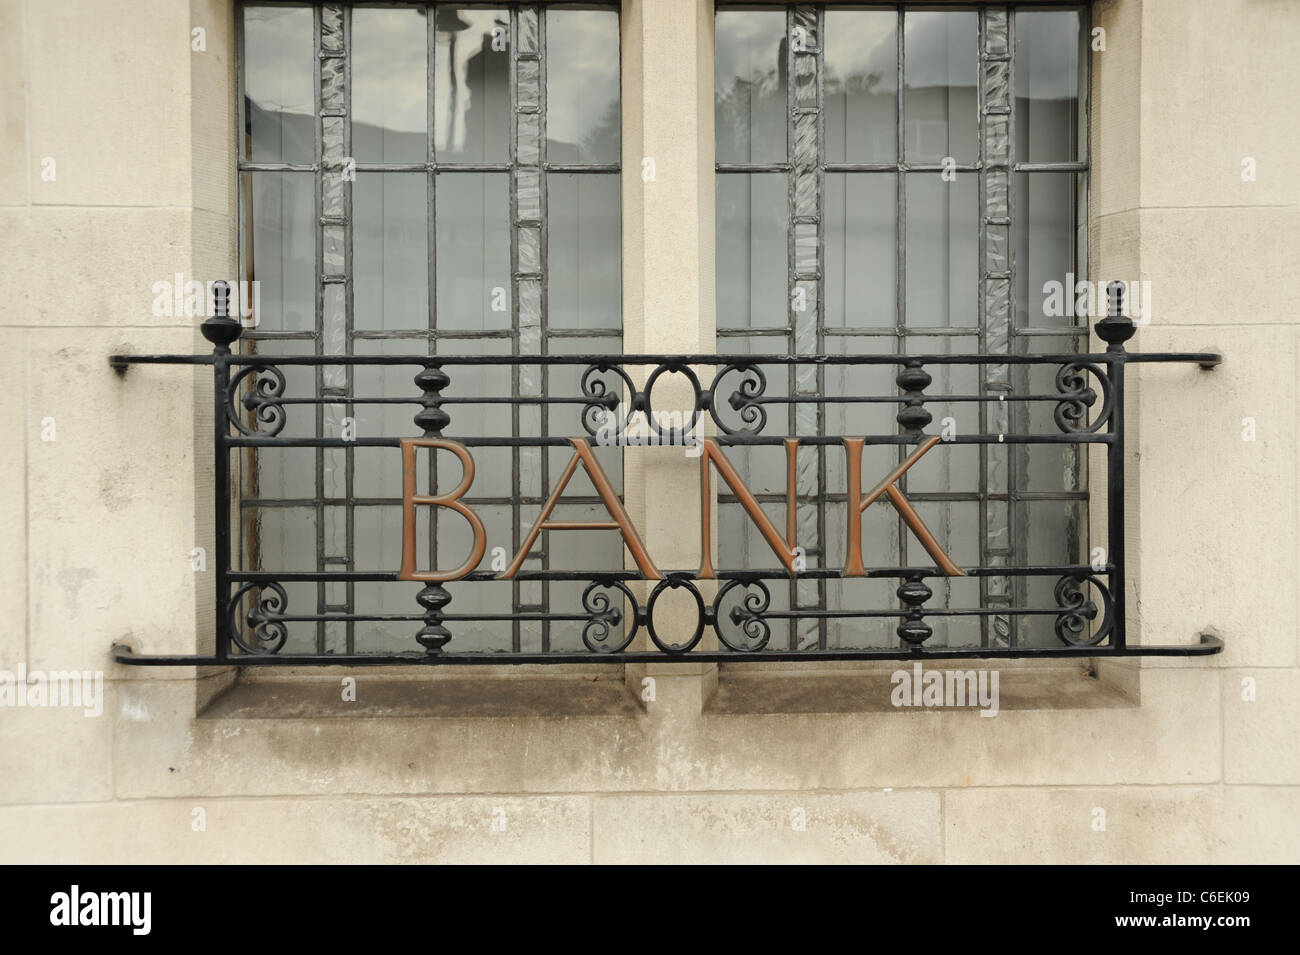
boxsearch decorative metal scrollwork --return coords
[1053,573,1114,647]
[227,582,289,654]
[1053,361,1113,434]
[646,576,706,654]
[580,580,640,653]
[712,578,772,652]
[642,362,703,441]
[226,365,288,437]
[580,362,635,437]
[707,362,768,435]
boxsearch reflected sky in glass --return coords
[243,7,314,162]
[353,8,428,162]
[546,10,620,164]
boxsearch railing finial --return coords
[200,280,242,353]
[1094,280,1135,353]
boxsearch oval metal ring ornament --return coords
[642,363,704,442]
[646,576,706,654]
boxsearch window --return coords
[715,4,1088,650]
[238,3,622,654]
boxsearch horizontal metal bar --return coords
[112,633,1225,666]
[224,433,1116,447]
[228,564,1110,582]
[107,352,1221,367]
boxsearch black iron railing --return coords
[109,284,1222,665]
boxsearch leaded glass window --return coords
[238,3,622,654]
[715,4,1088,649]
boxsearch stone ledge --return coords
[707,662,1134,715]
[201,669,644,720]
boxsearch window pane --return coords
[1015,172,1079,328]
[546,9,621,164]
[354,173,428,332]
[905,173,977,327]
[436,172,511,331]
[352,8,428,163]
[825,173,896,327]
[715,10,787,164]
[903,11,977,163]
[825,10,897,164]
[242,6,314,163]
[1015,10,1081,164]
[434,8,510,163]
[246,171,314,332]
[548,174,621,330]
[717,173,786,329]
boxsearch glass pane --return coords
[354,173,429,332]
[1015,10,1081,164]
[242,6,314,163]
[546,9,621,164]
[435,172,511,331]
[548,174,621,329]
[905,173,977,327]
[247,171,314,333]
[825,10,897,163]
[717,173,786,329]
[434,8,510,163]
[825,173,896,327]
[352,8,428,163]
[1015,173,1079,328]
[715,10,787,164]
[903,11,977,163]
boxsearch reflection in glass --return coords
[717,173,786,329]
[352,8,428,163]
[243,6,314,162]
[1015,173,1078,328]
[825,10,897,163]
[546,9,621,164]
[905,173,977,327]
[435,8,510,163]
[1015,10,1081,164]
[436,172,511,331]
[548,174,620,329]
[354,174,428,332]
[715,10,787,164]
[247,172,314,332]
[903,11,977,162]
[825,173,896,327]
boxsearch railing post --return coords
[1096,281,1135,651]
[200,281,242,662]
[413,364,453,654]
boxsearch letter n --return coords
[698,438,800,578]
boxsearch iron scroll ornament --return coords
[1053,361,1114,434]
[226,364,288,437]
[1053,573,1114,648]
[226,582,289,655]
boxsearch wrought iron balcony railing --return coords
[109,285,1222,665]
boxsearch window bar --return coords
[981,5,1013,647]
[515,5,547,653]
[788,4,823,650]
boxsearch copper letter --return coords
[398,438,488,582]
[842,436,965,577]
[499,438,663,580]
